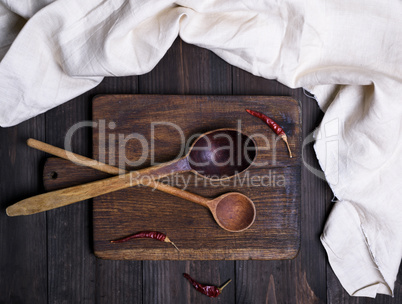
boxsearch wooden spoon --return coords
[7,131,257,232]
[22,138,255,232]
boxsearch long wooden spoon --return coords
[7,131,257,232]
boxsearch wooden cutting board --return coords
[44,95,301,260]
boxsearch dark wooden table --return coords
[1,38,401,304]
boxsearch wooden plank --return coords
[139,38,235,304]
[142,261,234,304]
[93,77,144,304]
[232,67,328,303]
[43,158,111,191]
[236,260,297,303]
[44,75,141,304]
[297,87,330,304]
[138,39,232,96]
[45,92,97,304]
[0,117,48,304]
[95,259,142,304]
[90,94,300,260]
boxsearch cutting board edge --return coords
[92,94,301,104]
[94,245,300,261]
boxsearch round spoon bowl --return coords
[211,192,256,232]
[188,129,256,179]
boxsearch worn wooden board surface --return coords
[85,94,301,260]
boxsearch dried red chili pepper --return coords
[246,109,292,158]
[110,231,179,251]
[183,273,231,298]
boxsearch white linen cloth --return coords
[1,0,402,298]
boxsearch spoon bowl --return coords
[188,129,256,178]
[208,192,256,232]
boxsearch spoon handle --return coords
[27,138,122,175]
[27,139,210,206]
[6,139,207,216]
[149,182,209,207]
[7,171,132,216]
[6,150,189,216]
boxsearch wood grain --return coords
[93,76,143,304]
[0,117,47,304]
[88,94,301,260]
[232,67,328,303]
[42,95,302,260]
[140,39,236,304]
[4,36,401,303]
[45,75,141,303]
[298,88,331,304]
[44,157,301,259]
[95,259,142,304]
[45,88,97,304]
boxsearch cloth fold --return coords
[1,0,402,298]
[321,200,393,297]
